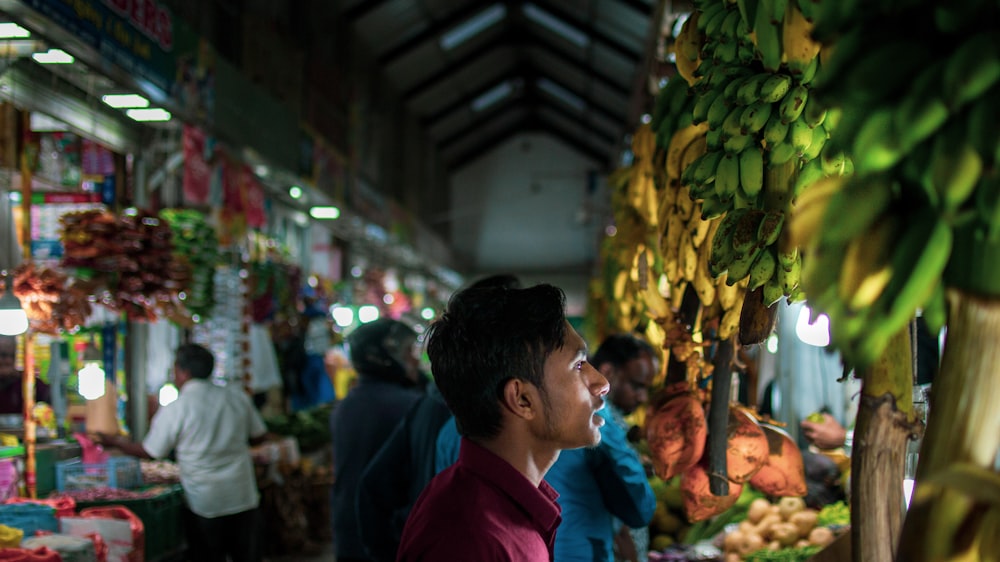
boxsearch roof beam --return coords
[526,91,618,146]
[533,119,611,166]
[442,117,533,169]
[527,33,629,98]
[377,2,504,66]
[533,71,625,125]
[528,0,642,61]
[421,70,523,127]
[401,29,514,100]
[437,103,528,150]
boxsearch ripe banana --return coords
[780,0,820,74]
[838,216,898,310]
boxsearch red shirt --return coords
[397,437,562,561]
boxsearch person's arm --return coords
[95,433,154,460]
[800,413,847,450]
[586,416,657,529]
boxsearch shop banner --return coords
[182,124,212,204]
[20,0,214,121]
[240,165,266,230]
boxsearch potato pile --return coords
[721,497,835,561]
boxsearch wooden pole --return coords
[19,110,36,498]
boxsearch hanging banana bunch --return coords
[782,0,1000,560]
[669,0,851,345]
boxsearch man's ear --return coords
[501,378,539,421]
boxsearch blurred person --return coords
[356,274,521,562]
[397,283,610,561]
[330,318,425,562]
[96,343,269,562]
[0,335,51,416]
[291,295,336,410]
[545,333,658,562]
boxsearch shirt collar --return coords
[457,437,562,536]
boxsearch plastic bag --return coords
[74,433,109,465]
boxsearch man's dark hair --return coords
[427,283,567,441]
[590,334,655,369]
[175,343,215,379]
[466,273,522,291]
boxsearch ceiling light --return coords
[32,48,74,64]
[289,186,303,199]
[357,305,380,323]
[309,206,341,220]
[77,337,106,400]
[538,77,585,111]
[795,306,831,347]
[471,81,513,112]
[0,23,31,39]
[0,276,28,336]
[523,3,588,48]
[440,4,506,50]
[102,94,150,109]
[126,108,171,122]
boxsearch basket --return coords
[55,457,143,491]
[75,485,185,561]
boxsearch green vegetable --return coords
[816,500,851,527]
[745,545,822,561]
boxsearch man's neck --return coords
[474,432,560,488]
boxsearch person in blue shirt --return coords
[435,333,658,561]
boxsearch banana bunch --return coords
[791,0,1000,368]
[671,0,846,325]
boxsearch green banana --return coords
[724,132,754,154]
[686,149,724,187]
[718,8,743,41]
[706,126,724,150]
[732,209,766,253]
[736,73,768,105]
[777,245,798,271]
[715,152,741,198]
[799,123,828,161]
[712,38,739,64]
[920,279,947,336]
[768,0,788,25]
[819,142,846,176]
[863,214,953,366]
[723,74,750,102]
[776,251,801,293]
[966,86,1000,163]
[726,244,764,284]
[801,93,827,128]
[943,31,1000,109]
[757,210,784,246]
[762,113,790,146]
[736,0,760,32]
[739,145,765,198]
[761,272,785,306]
[778,83,809,123]
[709,208,748,275]
[692,87,721,124]
[697,2,727,33]
[748,245,778,290]
[701,194,730,220]
[894,60,949,151]
[851,107,904,174]
[768,140,798,167]
[822,174,895,244]
[789,117,814,154]
[706,91,732,129]
[758,73,792,103]
[754,0,783,72]
[797,53,820,85]
[930,125,984,213]
[794,157,826,198]
[841,40,932,107]
[722,104,745,138]
[740,101,773,134]
[703,4,733,37]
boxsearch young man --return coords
[397,283,610,561]
[97,343,268,562]
[544,334,658,562]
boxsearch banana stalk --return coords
[897,289,1000,562]
[850,325,918,562]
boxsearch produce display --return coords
[11,262,91,334]
[159,208,220,321]
[720,497,836,561]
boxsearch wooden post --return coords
[19,110,36,498]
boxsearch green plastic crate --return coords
[76,484,185,561]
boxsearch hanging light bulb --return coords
[78,336,106,400]
[0,274,28,336]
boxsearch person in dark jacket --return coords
[355,274,521,562]
[329,318,425,562]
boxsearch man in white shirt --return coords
[98,343,269,562]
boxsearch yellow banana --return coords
[787,175,843,249]
[781,0,820,74]
[694,245,718,306]
[666,122,711,181]
[838,216,898,310]
[718,301,742,339]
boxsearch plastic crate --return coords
[75,485,185,562]
[55,457,143,491]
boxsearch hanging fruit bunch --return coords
[781,0,1000,560]
[159,208,219,321]
[673,0,854,345]
[10,262,91,334]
